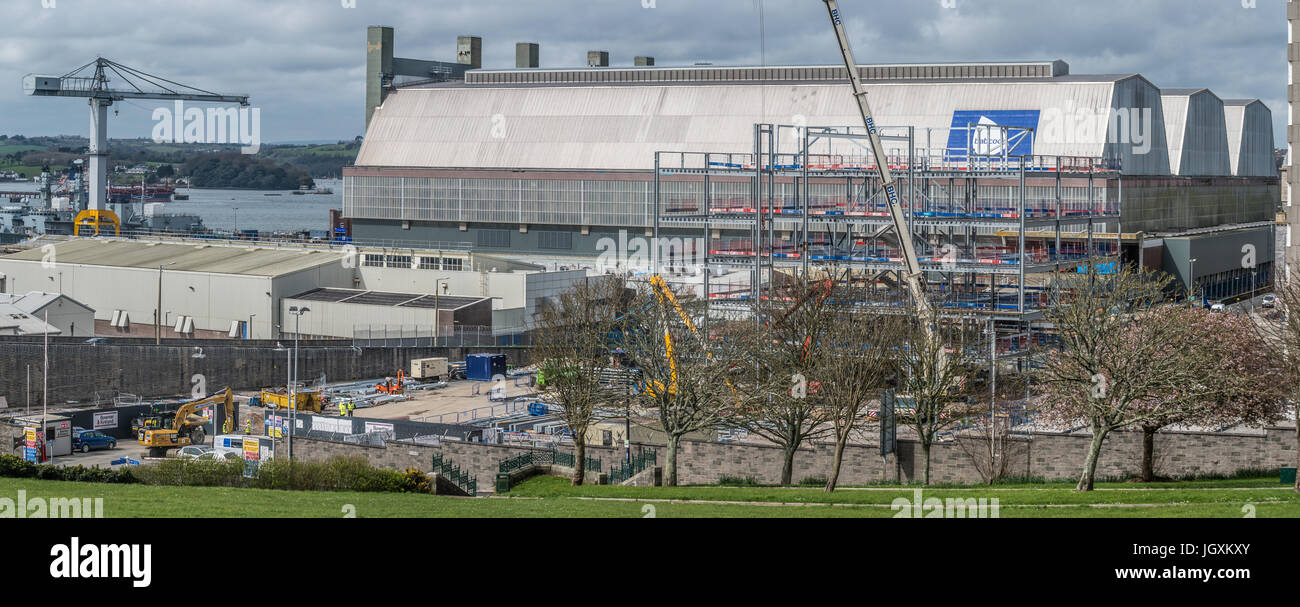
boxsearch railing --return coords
[553,448,602,473]
[609,448,658,485]
[431,452,477,495]
[498,449,554,474]
[497,447,600,474]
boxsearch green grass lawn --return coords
[1,476,1295,518]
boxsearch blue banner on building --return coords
[946,110,1040,161]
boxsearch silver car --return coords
[177,445,214,459]
[1262,294,1277,308]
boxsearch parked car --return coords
[1262,294,1277,308]
[1210,303,1226,313]
[177,445,214,459]
[72,430,117,453]
[196,451,242,462]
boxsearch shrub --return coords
[798,476,828,487]
[0,454,137,484]
[717,475,760,486]
[400,467,433,494]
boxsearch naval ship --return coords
[0,163,208,243]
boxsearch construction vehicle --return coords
[137,388,232,457]
[375,370,406,395]
[258,388,325,413]
[820,0,943,364]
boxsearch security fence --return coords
[351,324,531,348]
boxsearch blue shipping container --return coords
[466,354,507,382]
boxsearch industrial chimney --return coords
[457,36,483,69]
[517,43,540,68]
[587,51,609,67]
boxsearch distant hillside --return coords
[0,135,361,179]
[182,153,314,190]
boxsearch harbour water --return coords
[2,178,341,233]
[163,178,342,233]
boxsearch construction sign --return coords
[23,427,46,463]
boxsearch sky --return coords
[0,0,1289,145]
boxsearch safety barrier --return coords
[431,452,477,495]
[609,448,658,485]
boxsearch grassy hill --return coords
[2,474,1294,518]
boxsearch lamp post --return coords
[287,306,310,461]
[155,261,176,345]
[1188,258,1198,305]
[233,207,238,236]
[433,278,450,345]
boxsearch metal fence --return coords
[351,325,531,348]
[609,448,658,484]
[497,447,600,475]
[431,452,477,495]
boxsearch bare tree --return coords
[622,279,738,486]
[1036,268,1239,491]
[532,275,628,486]
[817,295,906,492]
[894,311,980,485]
[728,278,838,484]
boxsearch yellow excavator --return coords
[138,388,232,457]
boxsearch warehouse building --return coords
[0,237,588,339]
[345,29,1278,303]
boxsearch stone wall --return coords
[285,424,1298,491]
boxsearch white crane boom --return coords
[23,57,249,226]
[820,0,935,323]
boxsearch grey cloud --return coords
[0,0,1286,144]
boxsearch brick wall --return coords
[286,424,1298,491]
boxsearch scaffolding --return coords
[652,123,1127,359]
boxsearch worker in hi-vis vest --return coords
[347,402,356,417]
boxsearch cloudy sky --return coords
[0,0,1288,144]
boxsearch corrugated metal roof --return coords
[1223,100,1277,177]
[359,77,1145,171]
[1159,89,1230,176]
[0,240,346,277]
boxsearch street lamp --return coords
[155,261,177,344]
[287,306,310,461]
[233,207,239,236]
[1188,258,1198,305]
[433,277,451,344]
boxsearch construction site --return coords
[0,1,1292,499]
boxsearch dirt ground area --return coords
[355,378,543,422]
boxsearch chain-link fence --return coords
[351,325,530,348]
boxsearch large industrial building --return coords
[0,236,587,339]
[345,29,1278,313]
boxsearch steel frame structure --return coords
[652,123,1126,359]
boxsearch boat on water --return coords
[108,183,174,204]
[0,165,209,242]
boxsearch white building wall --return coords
[359,78,1168,173]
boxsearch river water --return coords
[2,178,342,233]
